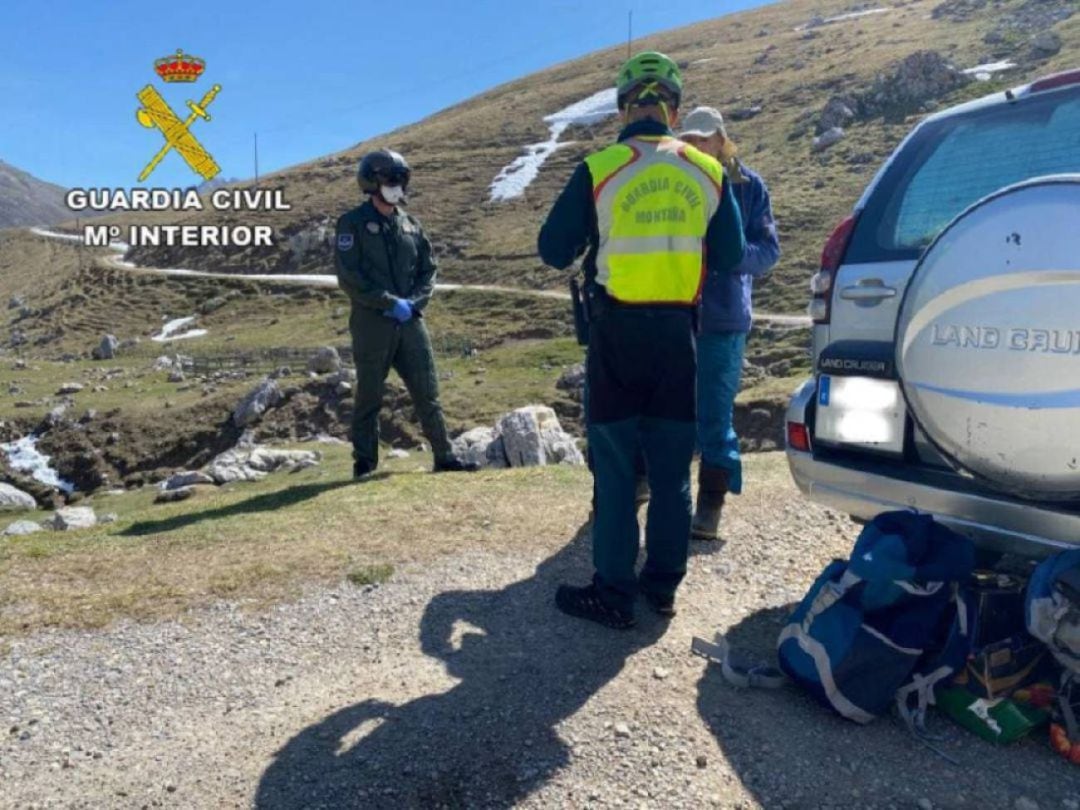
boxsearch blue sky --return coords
[1,0,763,190]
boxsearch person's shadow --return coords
[255,523,667,809]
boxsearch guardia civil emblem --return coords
[135,49,221,182]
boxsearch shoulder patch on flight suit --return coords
[337,233,354,250]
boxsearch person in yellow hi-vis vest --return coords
[538,52,745,628]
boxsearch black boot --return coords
[353,459,376,480]
[555,584,636,629]
[433,456,481,473]
[691,465,729,541]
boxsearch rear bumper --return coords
[785,378,1080,557]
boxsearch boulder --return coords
[8,295,24,310]
[817,97,856,134]
[168,370,186,384]
[164,470,216,490]
[92,334,120,361]
[728,105,763,121]
[155,487,194,504]
[495,406,585,468]
[386,448,410,460]
[205,446,321,484]
[1032,30,1062,56]
[199,296,227,315]
[812,127,845,152]
[308,346,342,375]
[232,378,283,428]
[335,381,353,397]
[860,51,968,122]
[0,483,38,512]
[556,363,586,392]
[3,519,42,536]
[153,355,174,371]
[45,506,97,531]
[451,427,508,469]
[56,382,84,395]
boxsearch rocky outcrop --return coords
[3,519,42,536]
[232,379,283,428]
[812,127,845,152]
[205,446,321,484]
[453,407,584,469]
[0,483,37,512]
[308,346,342,375]
[44,506,97,531]
[92,334,120,361]
[817,98,855,134]
[859,51,969,122]
[164,471,216,491]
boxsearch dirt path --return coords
[27,227,812,328]
[1,454,1074,809]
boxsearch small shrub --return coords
[346,563,394,587]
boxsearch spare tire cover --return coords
[896,176,1080,501]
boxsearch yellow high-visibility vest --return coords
[585,136,724,305]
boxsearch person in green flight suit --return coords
[334,149,478,478]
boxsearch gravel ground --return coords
[2,455,1078,809]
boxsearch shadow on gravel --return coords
[121,480,356,536]
[696,605,1076,808]
[256,523,669,809]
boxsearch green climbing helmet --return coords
[616,51,683,109]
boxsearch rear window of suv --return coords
[845,85,1080,263]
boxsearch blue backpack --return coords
[778,511,975,727]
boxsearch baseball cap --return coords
[678,106,728,139]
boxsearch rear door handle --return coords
[839,284,897,302]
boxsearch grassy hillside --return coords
[85,0,1079,314]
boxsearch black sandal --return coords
[555,584,636,629]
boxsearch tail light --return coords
[787,421,811,452]
[809,214,858,324]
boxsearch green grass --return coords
[346,563,395,587]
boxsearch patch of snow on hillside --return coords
[963,61,1016,81]
[152,316,208,342]
[490,88,619,202]
[794,8,889,30]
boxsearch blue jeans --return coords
[697,331,746,495]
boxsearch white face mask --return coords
[380,185,406,205]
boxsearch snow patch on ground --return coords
[1,435,74,493]
[795,8,889,30]
[490,88,619,202]
[152,316,208,342]
[962,61,1017,80]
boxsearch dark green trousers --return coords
[350,308,454,469]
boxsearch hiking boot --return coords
[555,584,636,629]
[691,465,729,541]
[642,590,677,618]
[353,460,376,479]
[433,457,481,473]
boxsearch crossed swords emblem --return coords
[135,83,222,182]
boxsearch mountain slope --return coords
[97,0,1076,313]
[0,160,71,228]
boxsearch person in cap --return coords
[335,149,479,478]
[538,53,745,628]
[677,107,781,541]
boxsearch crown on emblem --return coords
[154,49,205,83]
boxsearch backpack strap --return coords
[896,584,971,738]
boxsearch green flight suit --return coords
[334,199,454,469]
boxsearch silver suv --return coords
[786,68,1080,556]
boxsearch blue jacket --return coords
[702,162,780,333]
[537,120,745,290]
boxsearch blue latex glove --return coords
[383,297,413,323]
